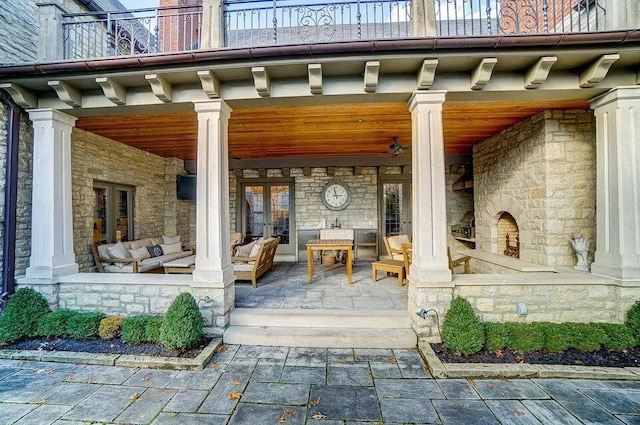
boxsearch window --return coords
[93,182,134,243]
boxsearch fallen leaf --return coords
[129,393,139,401]
[311,398,321,406]
[513,410,525,416]
[499,377,510,382]
[210,362,219,368]
[141,375,150,382]
[35,399,48,404]
[339,358,348,364]
[234,379,242,385]
[228,391,243,400]
[64,375,73,382]
[388,354,397,365]
[515,355,525,363]
[468,378,476,387]
[574,359,583,365]
[407,347,419,354]
[495,349,504,358]
[45,368,56,374]
[490,383,499,389]
[284,409,294,415]
[311,412,327,419]
[634,406,640,413]
[422,365,430,373]
[217,344,227,353]
[279,415,287,423]
[365,371,372,376]
[86,378,95,384]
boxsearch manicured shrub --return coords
[99,316,124,340]
[505,323,544,353]
[122,315,150,344]
[539,322,571,352]
[565,322,606,352]
[159,293,204,350]
[36,310,77,338]
[66,312,106,340]
[145,316,164,343]
[441,296,484,356]
[484,322,509,351]
[0,287,51,343]
[600,323,637,350]
[625,300,640,343]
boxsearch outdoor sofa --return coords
[231,237,279,287]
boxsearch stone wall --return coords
[473,110,596,267]
[0,0,38,65]
[446,166,474,256]
[71,129,188,271]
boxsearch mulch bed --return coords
[432,343,640,368]
[0,337,213,359]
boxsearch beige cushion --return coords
[163,235,182,244]
[249,241,263,258]
[107,241,130,259]
[388,235,410,251]
[150,237,163,245]
[130,239,151,250]
[97,243,114,259]
[233,262,255,272]
[128,246,151,260]
[236,240,257,257]
[160,242,183,255]
[230,232,243,246]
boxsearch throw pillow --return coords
[107,241,131,259]
[128,247,151,260]
[249,239,265,257]
[388,234,410,251]
[147,245,163,258]
[163,235,181,245]
[235,240,257,257]
[160,241,182,255]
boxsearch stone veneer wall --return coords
[71,129,188,271]
[473,110,596,267]
[446,167,474,256]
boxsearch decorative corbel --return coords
[197,70,220,98]
[524,56,557,89]
[95,77,126,105]
[579,54,620,88]
[145,74,173,102]
[252,67,271,97]
[364,61,380,93]
[0,83,37,108]
[417,59,438,90]
[308,64,323,95]
[470,58,497,90]
[47,80,82,107]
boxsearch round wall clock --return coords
[321,181,351,211]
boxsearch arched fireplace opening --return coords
[498,212,519,258]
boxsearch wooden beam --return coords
[354,166,363,175]
[252,67,271,97]
[95,77,126,105]
[258,168,267,178]
[197,70,220,98]
[579,54,620,88]
[145,74,173,102]
[327,166,336,176]
[229,155,411,170]
[0,83,37,108]
[524,56,557,89]
[303,167,311,177]
[364,61,380,93]
[417,59,438,90]
[282,167,290,177]
[47,80,82,107]
[308,64,323,95]
[470,58,497,90]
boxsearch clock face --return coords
[322,181,351,211]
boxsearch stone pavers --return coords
[2,345,640,424]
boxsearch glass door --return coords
[379,178,412,254]
[115,187,133,242]
[242,181,294,255]
[93,182,134,243]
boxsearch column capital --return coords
[590,85,640,109]
[193,99,232,117]
[27,108,78,126]
[408,90,447,112]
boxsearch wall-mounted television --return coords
[177,174,196,200]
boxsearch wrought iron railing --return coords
[224,0,412,48]
[63,5,202,59]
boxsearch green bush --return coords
[0,288,51,343]
[99,316,124,340]
[145,316,164,343]
[564,323,606,352]
[505,323,544,352]
[66,312,106,340]
[539,322,571,352]
[484,322,509,351]
[600,323,637,350]
[122,315,150,344]
[159,293,204,350]
[36,310,77,338]
[625,300,640,343]
[441,296,484,356]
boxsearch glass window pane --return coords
[93,188,107,244]
[383,183,404,235]
[270,185,290,244]
[116,189,130,241]
[245,185,264,240]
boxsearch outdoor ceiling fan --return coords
[388,137,409,157]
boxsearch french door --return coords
[379,178,412,255]
[240,181,294,255]
[93,182,134,243]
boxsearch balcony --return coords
[58,0,609,60]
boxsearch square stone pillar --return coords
[24,109,78,280]
[37,2,66,61]
[410,0,437,37]
[590,86,640,281]
[407,91,452,283]
[192,100,235,286]
[201,0,223,48]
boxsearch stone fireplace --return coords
[498,212,519,258]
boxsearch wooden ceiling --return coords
[76,99,590,161]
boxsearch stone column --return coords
[590,86,640,281]
[201,0,223,48]
[23,109,78,280]
[37,2,66,61]
[410,0,437,37]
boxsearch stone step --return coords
[230,308,412,329]
[223,326,417,348]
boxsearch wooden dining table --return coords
[306,239,354,284]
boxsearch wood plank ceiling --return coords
[75,99,590,161]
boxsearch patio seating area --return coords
[235,261,408,310]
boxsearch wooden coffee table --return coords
[306,239,353,284]
[163,255,196,274]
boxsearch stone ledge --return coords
[460,249,554,272]
[419,342,640,381]
[0,338,221,371]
